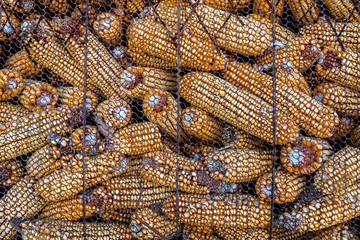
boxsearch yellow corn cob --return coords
[100,208,133,222]
[71,3,98,24]
[113,0,145,13]
[215,227,270,240]
[276,181,360,233]
[225,62,338,138]
[180,71,300,145]
[56,86,98,112]
[143,89,189,142]
[2,0,34,13]
[191,0,251,11]
[0,9,21,42]
[299,21,360,51]
[4,49,44,78]
[15,219,133,239]
[118,66,178,99]
[204,148,273,183]
[287,0,320,24]
[256,36,321,72]
[70,125,102,155]
[314,146,360,195]
[0,106,80,161]
[38,186,109,221]
[253,0,285,23]
[221,126,262,150]
[131,207,179,239]
[95,98,131,137]
[127,18,227,71]
[281,136,333,175]
[0,102,29,122]
[93,12,123,46]
[19,79,58,112]
[332,116,355,141]
[256,168,307,204]
[348,124,360,147]
[307,223,359,239]
[315,47,360,91]
[313,82,360,117]
[0,159,24,186]
[106,175,172,209]
[37,0,70,14]
[322,0,360,22]
[180,106,223,143]
[107,122,164,155]
[163,193,271,229]
[0,69,24,100]
[35,151,129,203]
[26,145,64,180]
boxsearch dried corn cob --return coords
[287,0,319,24]
[26,145,63,180]
[19,79,58,111]
[95,98,131,137]
[180,71,300,145]
[204,148,273,183]
[0,106,81,161]
[256,36,321,72]
[299,21,360,51]
[56,86,98,112]
[183,230,221,240]
[322,0,360,22]
[143,89,189,142]
[0,9,21,42]
[38,186,110,221]
[221,126,262,149]
[308,223,359,239]
[2,0,34,13]
[0,102,29,122]
[37,0,70,14]
[313,82,360,117]
[315,47,360,91]
[100,208,133,222]
[281,136,333,175]
[180,106,223,143]
[127,18,227,71]
[4,49,44,78]
[93,12,123,46]
[332,116,356,141]
[118,66,178,99]
[225,62,338,138]
[253,0,285,23]
[314,146,360,195]
[107,122,164,155]
[15,219,133,239]
[131,207,179,239]
[190,0,251,11]
[70,125,102,155]
[215,227,270,240]
[113,0,145,13]
[71,3,98,24]
[256,168,307,204]
[106,175,172,209]
[0,159,24,186]
[163,193,271,229]
[0,69,24,101]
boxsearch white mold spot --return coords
[261,185,273,197]
[148,94,162,106]
[183,112,193,126]
[114,106,128,121]
[313,93,324,102]
[39,96,52,105]
[3,22,14,34]
[268,41,286,50]
[288,149,305,166]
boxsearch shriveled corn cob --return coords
[190,0,251,12]
[256,36,321,72]
[315,47,360,91]
[0,106,81,161]
[70,125,102,155]
[322,0,360,22]
[93,12,123,46]
[0,9,21,42]
[127,18,227,71]
[281,136,333,175]
[215,227,270,240]
[299,21,360,51]
[143,89,189,142]
[0,69,24,100]
[256,168,307,204]
[204,148,273,183]
[163,193,271,229]
[4,49,44,78]
[308,223,359,239]
[15,219,133,239]
[180,106,223,143]
[95,98,131,137]
[287,0,320,24]
[100,208,133,223]
[107,122,164,155]
[0,159,24,186]
[56,86,98,112]
[253,0,285,23]
[131,207,179,239]
[276,181,360,233]
[118,66,178,99]
[19,79,58,111]
[2,0,34,13]
[332,116,356,141]
[313,82,360,117]
[314,146,360,195]
[180,71,300,145]
[0,102,28,122]
[221,126,262,149]
[106,175,172,209]
[224,62,338,138]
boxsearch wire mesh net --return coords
[0,0,359,239]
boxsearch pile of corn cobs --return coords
[1,0,360,238]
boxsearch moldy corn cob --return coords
[0,8,21,43]
[0,102,29,122]
[0,69,24,101]
[221,126,262,149]
[2,0,34,13]
[0,159,25,186]
[93,12,123,46]
[70,125,102,155]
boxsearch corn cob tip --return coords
[146,91,168,112]
[111,46,127,62]
[119,71,143,91]
[0,69,24,100]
